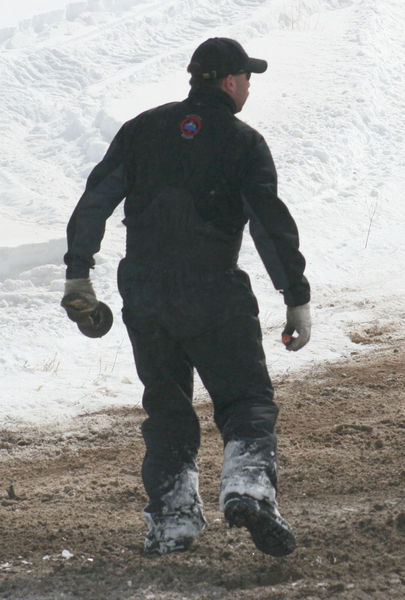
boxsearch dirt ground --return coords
[1,342,404,600]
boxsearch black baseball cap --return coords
[187,37,268,80]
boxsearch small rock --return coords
[7,484,17,500]
[395,512,405,534]
[328,582,345,593]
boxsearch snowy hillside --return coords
[1,0,404,426]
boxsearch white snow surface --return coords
[1,0,404,427]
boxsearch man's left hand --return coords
[282,303,311,351]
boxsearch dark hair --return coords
[188,73,224,88]
[187,60,224,88]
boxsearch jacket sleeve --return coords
[64,123,131,279]
[241,134,310,307]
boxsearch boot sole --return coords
[224,497,297,557]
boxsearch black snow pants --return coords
[117,188,279,513]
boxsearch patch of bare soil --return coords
[1,345,404,600]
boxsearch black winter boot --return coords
[224,493,296,557]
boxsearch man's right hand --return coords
[61,278,113,338]
[61,278,98,323]
[282,302,311,351]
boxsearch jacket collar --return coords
[187,86,237,114]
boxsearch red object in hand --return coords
[282,333,292,346]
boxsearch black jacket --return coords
[64,87,310,306]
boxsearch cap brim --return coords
[247,58,268,74]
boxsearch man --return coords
[62,37,311,557]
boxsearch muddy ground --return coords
[1,342,404,600]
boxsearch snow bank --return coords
[0,0,149,32]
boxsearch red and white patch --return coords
[180,114,202,139]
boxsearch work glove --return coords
[282,302,311,351]
[61,278,113,338]
[62,278,98,313]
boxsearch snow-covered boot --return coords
[144,506,206,555]
[219,439,278,509]
[143,467,206,556]
[220,439,295,556]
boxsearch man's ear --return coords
[221,74,236,94]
